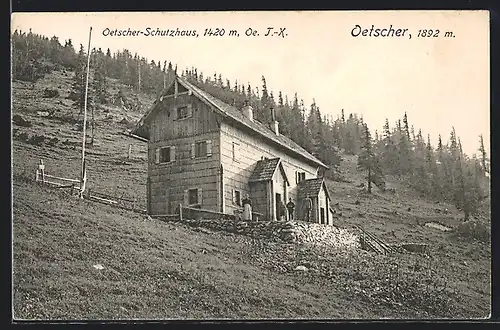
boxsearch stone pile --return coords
[179,217,359,249]
[281,222,360,249]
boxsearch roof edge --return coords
[133,76,329,170]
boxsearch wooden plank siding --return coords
[148,132,220,214]
[220,122,318,219]
[249,181,270,220]
[147,91,222,215]
[144,81,327,220]
[149,94,220,143]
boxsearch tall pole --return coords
[138,60,141,93]
[90,49,95,146]
[91,93,95,145]
[80,27,93,198]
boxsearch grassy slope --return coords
[12,70,491,320]
[326,155,491,318]
[13,181,382,320]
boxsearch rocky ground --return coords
[173,217,360,248]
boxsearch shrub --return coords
[453,220,490,243]
[43,88,60,98]
[13,115,32,127]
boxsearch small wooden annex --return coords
[296,178,332,225]
[131,75,333,223]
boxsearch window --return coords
[185,188,202,206]
[155,146,176,164]
[296,171,306,183]
[196,141,207,158]
[299,172,306,182]
[191,140,213,158]
[232,142,240,161]
[160,147,171,163]
[176,105,192,120]
[233,190,241,206]
[188,189,198,205]
[177,106,189,119]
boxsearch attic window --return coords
[177,105,192,120]
[296,171,306,184]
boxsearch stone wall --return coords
[158,215,360,249]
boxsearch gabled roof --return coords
[249,158,289,185]
[297,178,331,200]
[131,76,328,169]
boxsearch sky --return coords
[11,11,490,156]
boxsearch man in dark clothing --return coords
[286,198,295,220]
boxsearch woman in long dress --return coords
[242,194,252,221]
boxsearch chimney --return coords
[241,100,253,122]
[269,107,279,135]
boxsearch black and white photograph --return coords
[11,11,491,320]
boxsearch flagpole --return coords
[80,27,93,198]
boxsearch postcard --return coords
[11,10,491,320]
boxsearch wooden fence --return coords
[152,204,237,222]
[357,225,399,255]
[35,159,82,195]
[33,159,145,214]
[86,188,147,214]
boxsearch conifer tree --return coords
[257,75,270,123]
[358,123,384,193]
[397,115,413,176]
[344,113,359,155]
[92,48,108,104]
[305,99,322,157]
[381,118,398,174]
[411,129,429,194]
[71,44,88,114]
[62,38,77,69]
[425,134,439,197]
[478,134,489,176]
[289,93,305,146]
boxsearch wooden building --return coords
[131,75,333,223]
[296,178,332,224]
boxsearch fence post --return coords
[178,203,183,221]
[38,159,45,183]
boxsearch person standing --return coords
[286,198,295,221]
[242,194,252,221]
[278,199,286,221]
[305,197,313,222]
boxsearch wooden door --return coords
[275,193,281,221]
